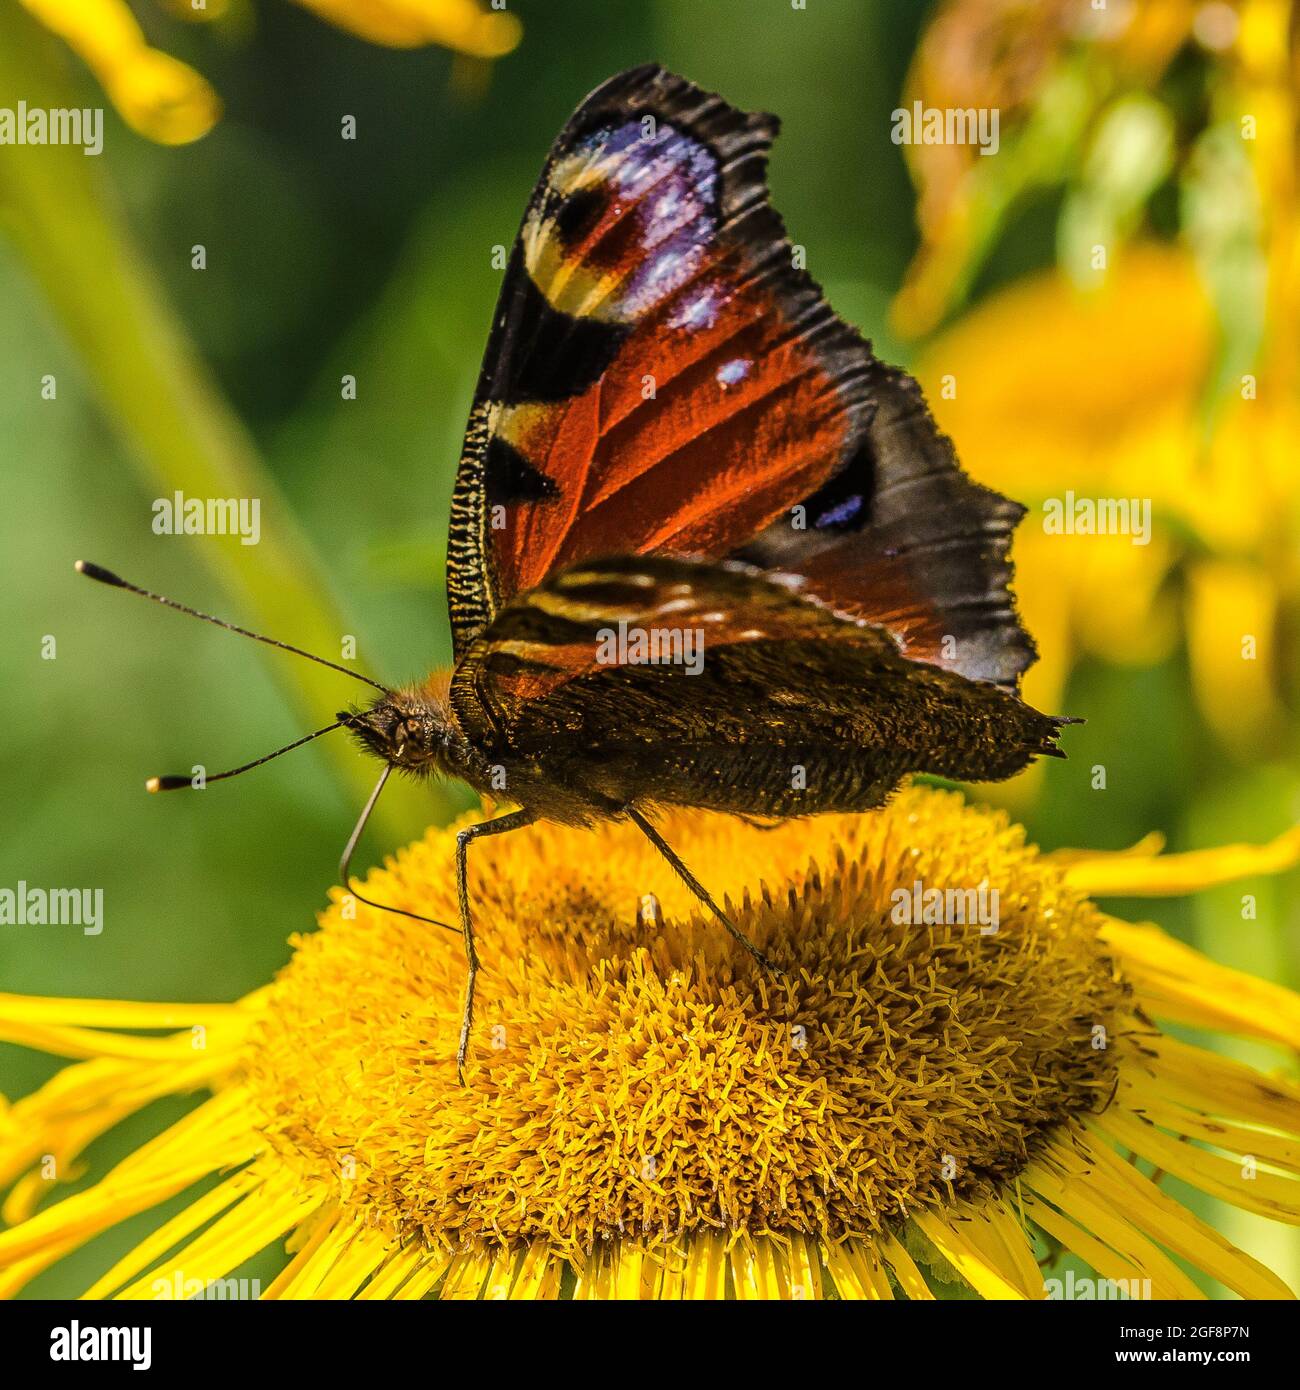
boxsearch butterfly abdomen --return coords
[506,670,1066,821]
[532,712,1058,822]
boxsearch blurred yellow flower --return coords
[2,788,1298,1299]
[893,0,1291,336]
[293,0,521,53]
[915,243,1298,755]
[896,0,1299,764]
[20,0,222,145]
[18,0,520,146]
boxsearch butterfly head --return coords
[338,685,456,777]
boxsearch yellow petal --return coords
[1120,1076,1300,1175]
[1062,823,1300,897]
[0,1059,240,1219]
[1026,1146,1213,1299]
[0,993,257,1031]
[116,1180,321,1299]
[785,1235,823,1301]
[19,0,220,144]
[84,1170,262,1299]
[505,1240,564,1300]
[1101,917,1300,1047]
[437,1247,496,1300]
[913,246,1213,501]
[386,1249,454,1300]
[1047,832,1167,867]
[266,1213,394,1300]
[729,1235,790,1300]
[682,1231,729,1300]
[877,1229,934,1300]
[1187,559,1288,751]
[912,1210,1027,1300]
[290,0,521,56]
[1092,1110,1300,1225]
[649,1240,690,1300]
[1019,1190,1155,1293]
[1048,1131,1294,1299]
[353,1242,428,1301]
[960,1201,1045,1299]
[822,1239,894,1300]
[1136,1032,1300,1132]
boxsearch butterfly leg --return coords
[340,766,461,937]
[455,808,535,1085]
[625,806,781,976]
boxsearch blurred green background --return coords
[1,0,1296,1297]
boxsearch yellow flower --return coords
[893,0,1289,336]
[292,0,522,53]
[18,0,520,146]
[891,1,1299,766]
[914,244,1298,754]
[2,786,1298,1299]
[20,0,222,145]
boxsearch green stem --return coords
[0,5,454,840]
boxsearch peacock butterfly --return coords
[80,66,1072,1081]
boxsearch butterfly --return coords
[80,66,1072,1082]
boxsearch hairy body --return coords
[342,555,1067,828]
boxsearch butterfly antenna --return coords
[74,561,390,696]
[146,722,343,793]
[339,766,460,937]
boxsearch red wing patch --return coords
[489,284,859,598]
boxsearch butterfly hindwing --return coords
[446,64,1037,697]
[734,366,1035,687]
[449,555,1066,817]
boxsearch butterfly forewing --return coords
[446,66,1039,695]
